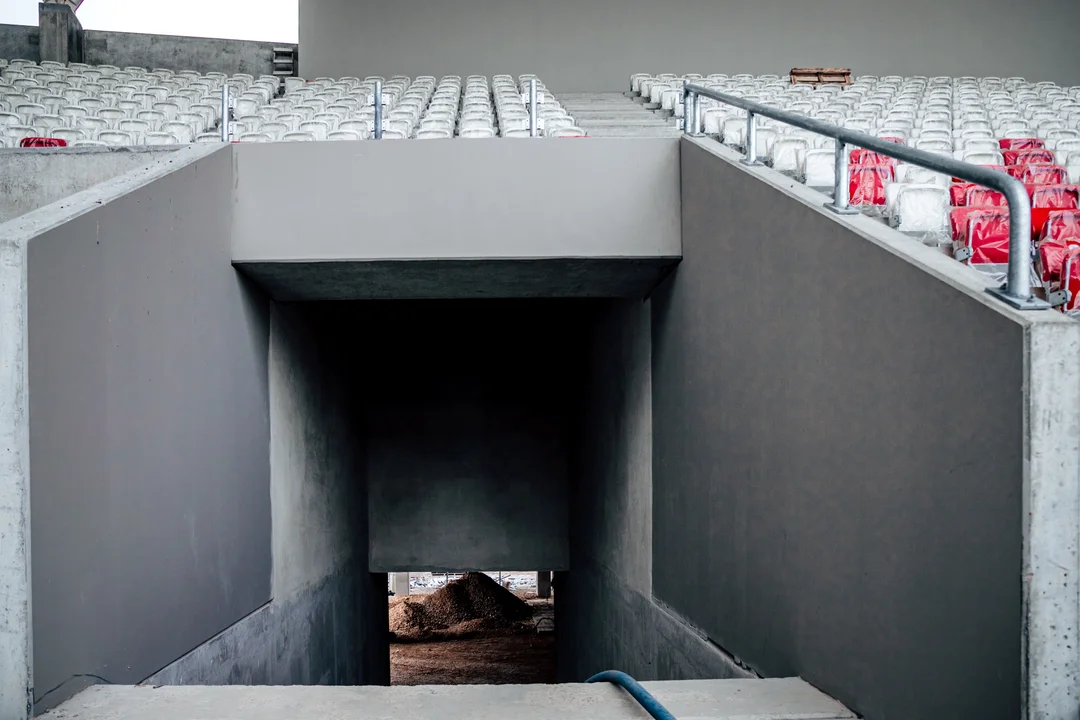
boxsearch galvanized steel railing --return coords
[681,82,1048,310]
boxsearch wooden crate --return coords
[790,67,852,86]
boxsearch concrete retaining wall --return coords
[0,147,181,224]
[652,138,1080,720]
[21,145,273,714]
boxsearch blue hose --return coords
[585,670,678,720]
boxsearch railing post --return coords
[220,84,230,142]
[373,79,383,139]
[529,79,538,137]
[740,111,761,166]
[692,91,701,135]
[681,83,691,134]
[825,141,859,215]
[987,180,1045,309]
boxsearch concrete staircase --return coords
[40,679,855,719]
[560,93,683,138]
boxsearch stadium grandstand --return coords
[2,2,1080,720]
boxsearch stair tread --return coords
[40,678,855,720]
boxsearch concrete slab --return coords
[40,679,855,720]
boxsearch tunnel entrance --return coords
[387,571,555,685]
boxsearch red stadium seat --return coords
[1009,164,1068,184]
[965,209,1011,264]
[1040,209,1080,242]
[1003,148,1056,166]
[951,206,1001,241]
[1030,184,1080,210]
[19,137,66,148]
[1038,239,1076,284]
[850,149,897,166]
[966,186,1007,207]
[849,164,893,205]
[951,182,975,206]
[999,138,1046,151]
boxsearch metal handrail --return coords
[681,82,1048,310]
[586,671,678,720]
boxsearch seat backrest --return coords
[966,186,1008,207]
[963,150,1006,165]
[1031,184,1080,210]
[849,164,894,206]
[803,149,835,187]
[966,209,1012,264]
[895,184,949,232]
[1014,164,1068,184]
[1040,209,1080,242]
[1005,148,1056,165]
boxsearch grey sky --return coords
[0,0,298,42]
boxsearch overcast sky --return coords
[0,0,298,42]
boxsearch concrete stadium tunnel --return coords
[0,134,1076,720]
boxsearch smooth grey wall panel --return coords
[557,300,751,684]
[231,139,680,262]
[27,147,272,711]
[653,139,1024,719]
[300,0,1080,90]
[363,300,580,572]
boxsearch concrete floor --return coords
[39,679,854,719]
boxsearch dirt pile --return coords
[390,573,534,642]
[425,572,533,627]
[389,599,442,640]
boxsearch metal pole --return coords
[827,142,859,215]
[528,78,538,137]
[741,111,760,166]
[373,79,383,139]
[692,92,701,135]
[220,84,230,142]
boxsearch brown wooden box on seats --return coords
[790,67,852,86]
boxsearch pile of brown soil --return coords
[424,572,533,628]
[389,599,443,640]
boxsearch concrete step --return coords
[40,679,854,720]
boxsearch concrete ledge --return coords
[40,678,855,720]
[237,258,680,300]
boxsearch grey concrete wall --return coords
[38,3,82,65]
[83,29,293,77]
[230,140,680,262]
[0,23,38,62]
[557,299,752,684]
[23,145,274,713]
[0,147,180,224]
[363,300,577,572]
[300,0,1080,90]
[654,138,1080,720]
[148,302,388,688]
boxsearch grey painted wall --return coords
[300,0,1080,90]
[230,140,680,262]
[653,139,1037,719]
[148,302,388,688]
[0,23,37,62]
[363,300,577,572]
[26,146,273,713]
[558,299,752,684]
[0,147,179,224]
[83,29,293,77]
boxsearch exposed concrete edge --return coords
[0,235,32,720]
[1023,321,1080,719]
[232,255,685,264]
[651,597,760,680]
[681,137,1075,330]
[0,143,228,244]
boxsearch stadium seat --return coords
[849,165,893,206]
[1030,184,1080,210]
[1011,164,1069,184]
[1003,148,1056,165]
